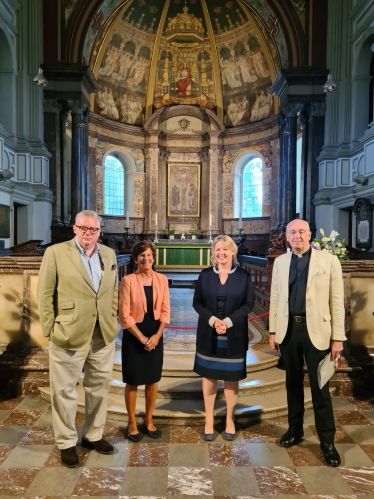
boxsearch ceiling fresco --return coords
[76,0,299,128]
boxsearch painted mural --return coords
[94,1,165,126]
[154,3,216,110]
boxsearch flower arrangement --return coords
[189,226,197,235]
[311,229,349,261]
[167,227,175,235]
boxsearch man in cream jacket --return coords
[269,219,346,467]
[37,210,118,467]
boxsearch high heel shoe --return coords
[204,432,214,441]
[144,425,159,438]
[224,431,235,441]
[127,426,140,442]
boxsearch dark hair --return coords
[131,240,156,261]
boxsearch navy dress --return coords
[193,279,247,381]
[121,286,163,386]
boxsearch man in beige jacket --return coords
[37,210,118,467]
[269,219,346,467]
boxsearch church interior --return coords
[0,0,374,496]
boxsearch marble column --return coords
[69,100,85,222]
[306,102,326,234]
[275,114,286,229]
[208,148,221,231]
[283,104,299,225]
[43,98,62,222]
[144,146,159,231]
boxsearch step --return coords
[39,383,332,425]
[109,366,286,399]
[113,342,280,377]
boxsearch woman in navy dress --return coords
[193,235,254,440]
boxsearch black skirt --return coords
[121,286,163,386]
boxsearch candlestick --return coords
[155,212,158,226]
[126,211,129,227]
[239,212,242,229]
[209,213,212,227]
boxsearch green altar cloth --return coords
[155,241,211,269]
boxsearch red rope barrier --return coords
[164,312,269,330]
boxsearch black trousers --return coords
[279,320,336,444]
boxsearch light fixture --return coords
[323,73,337,92]
[0,169,14,181]
[353,174,368,186]
[33,67,49,87]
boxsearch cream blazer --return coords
[36,239,118,351]
[119,271,170,329]
[269,248,346,350]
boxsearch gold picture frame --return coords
[167,163,201,218]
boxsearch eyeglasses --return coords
[287,230,309,236]
[74,225,100,234]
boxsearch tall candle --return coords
[126,211,129,227]
[155,213,158,226]
[209,213,212,226]
[239,212,242,228]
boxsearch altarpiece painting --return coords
[167,163,200,218]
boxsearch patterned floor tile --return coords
[120,466,168,496]
[1,410,44,427]
[211,466,261,496]
[346,397,374,411]
[246,443,293,467]
[169,443,209,467]
[128,443,169,467]
[332,411,372,426]
[72,467,125,496]
[208,443,251,466]
[167,467,213,495]
[241,424,280,443]
[0,468,39,496]
[0,445,54,468]
[24,466,82,496]
[338,467,374,494]
[359,444,374,462]
[0,446,15,465]
[19,425,56,445]
[253,466,308,495]
[308,425,356,444]
[170,425,205,444]
[286,443,326,466]
[297,466,356,495]
[0,397,25,410]
[101,424,126,444]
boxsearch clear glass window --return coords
[243,159,263,217]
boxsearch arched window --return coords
[242,158,263,217]
[104,155,124,215]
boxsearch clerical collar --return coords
[292,246,311,258]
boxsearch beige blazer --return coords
[269,248,346,350]
[119,271,170,329]
[36,239,118,351]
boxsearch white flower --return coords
[329,230,339,240]
[320,228,325,236]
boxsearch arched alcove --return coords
[0,28,15,134]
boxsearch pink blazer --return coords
[119,271,170,329]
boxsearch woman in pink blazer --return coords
[119,241,170,442]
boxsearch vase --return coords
[169,235,174,239]
[191,235,196,239]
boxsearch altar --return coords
[155,240,211,270]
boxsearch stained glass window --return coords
[104,155,124,215]
[243,159,263,217]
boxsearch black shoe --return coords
[145,425,159,438]
[127,426,140,442]
[280,428,304,447]
[320,443,341,467]
[224,432,235,441]
[204,433,214,441]
[61,446,79,468]
[81,438,114,454]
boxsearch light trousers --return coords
[48,325,115,449]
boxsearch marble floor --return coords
[0,394,373,498]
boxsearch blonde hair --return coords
[211,235,238,267]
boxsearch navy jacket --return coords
[193,266,254,356]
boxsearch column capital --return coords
[310,102,326,117]
[43,98,62,114]
[283,102,301,118]
[68,99,86,115]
